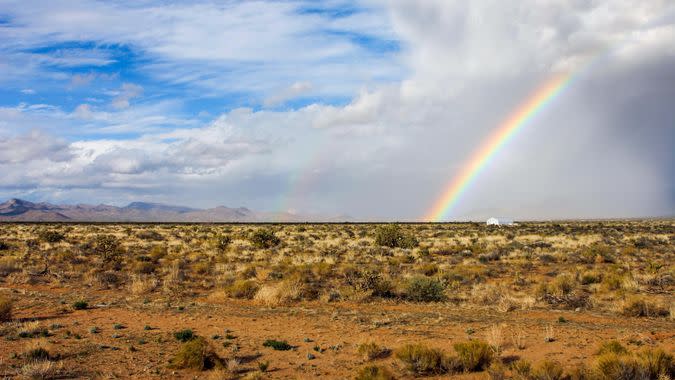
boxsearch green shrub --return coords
[263,339,292,351]
[0,296,12,321]
[38,230,65,243]
[395,343,446,375]
[72,300,88,310]
[91,235,123,265]
[355,365,396,380]
[213,235,232,251]
[226,280,259,299]
[405,276,445,302]
[258,361,270,372]
[174,329,195,342]
[453,340,494,371]
[250,229,281,249]
[170,337,223,370]
[374,225,418,248]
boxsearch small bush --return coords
[174,329,195,342]
[621,297,669,317]
[91,235,123,265]
[136,230,164,241]
[38,230,65,243]
[595,353,643,380]
[213,235,232,251]
[597,340,628,355]
[405,276,445,302]
[551,274,575,296]
[170,337,223,370]
[226,280,259,299]
[395,343,446,375]
[25,347,50,361]
[0,296,12,321]
[374,225,418,249]
[636,348,674,378]
[250,229,281,249]
[263,339,292,351]
[24,340,53,362]
[357,342,390,361]
[72,300,88,310]
[257,361,269,372]
[0,240,9,250]
[530,360,565,380]
[453,340,494,371]
[355,365,396,380]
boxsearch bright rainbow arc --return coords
[425,73,573,222]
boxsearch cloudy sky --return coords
[0,0,673,220]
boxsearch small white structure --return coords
[486,217,514,226]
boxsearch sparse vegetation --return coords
[0,220,672,378]
[263,339,292,351]
[355,365,396,380]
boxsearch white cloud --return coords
[264,82,313,107]
[0,0,673,218]
[111,83,143,109]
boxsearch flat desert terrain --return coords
[0,221,673,379]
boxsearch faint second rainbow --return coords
[425,73,573,222]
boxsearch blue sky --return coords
[0,1,673,219]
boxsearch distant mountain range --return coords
[0,198,346,222]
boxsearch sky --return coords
[0,0,673,220]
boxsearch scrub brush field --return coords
[0,221,673,379]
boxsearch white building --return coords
[486,217,514,226]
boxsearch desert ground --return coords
[0,221,673,379]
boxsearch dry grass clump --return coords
[354,365,396,380]
[23,339,53,361]
[0,295,13,321]
[593,348,674,379]
[129,275,158,295]
[225,279,259,299]
[254,279,303,307]
[620,296,669,317]
[357,342,390,361]
[20,360,63,380]
[453,340,494,372]
[170,337,224,370]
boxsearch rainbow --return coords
[425,73,573,222]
